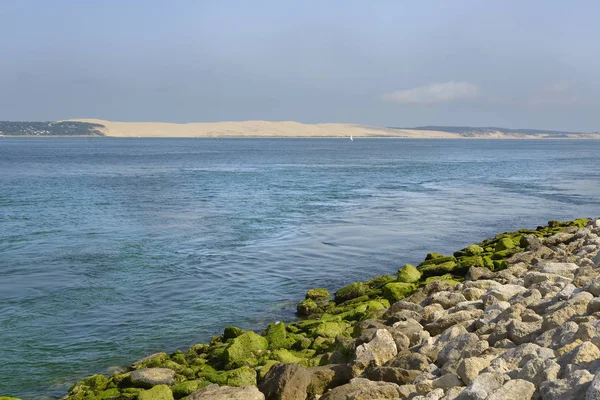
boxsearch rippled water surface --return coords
[1,138,600,398]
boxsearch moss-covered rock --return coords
[138,385,174,400]
[98,388,120,400]
[297,298,320,316]
[334,282,366,303]
[171,381,202,398]
[397,264,421,283]
[264,322,295,350]
[382,282,416,302]
[222,326,245,340]
[419,255,457,266]
[223,331,268,368]
[226,366,257,386]
[312,321,348,338]
[464,244,484,255]
[0,398,22,400]
[456,255,485,269]
[270,349,304,364]
[417,260,457,277]
[366,275,396,289]
[306,288,331,300]
[495,237,515,252]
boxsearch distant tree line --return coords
[0,121,106,136]
[389,125,584,137]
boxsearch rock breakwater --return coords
[11,218,600,400]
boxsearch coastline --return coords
[55,119,600,139]
[22,217,599,399]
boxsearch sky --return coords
[1,0,599,131]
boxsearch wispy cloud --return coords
[382,81,480,104]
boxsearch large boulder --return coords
[130,368,175,388]
[188,384,265,400]
[486,379,535,400]
[320,378,402,400]
[353,329,398,371]
[258,363,311,400]
[398,264,422,283]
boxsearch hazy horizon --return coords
[1,1,599,132]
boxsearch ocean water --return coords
[1,138,600,398]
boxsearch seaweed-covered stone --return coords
[397,264,421,283]
[130,368,175,388]
[383,282,416,302]
[465,244,484,256]
[223,326,245,340]
[226,366,257,386]
[335,283,366,303]
[138,385,174,400]
[306,288,331,300]
[223,331,268,368]
[297,299,320,316]
[418,261,457,277]
[313,321,348,338]
[495,237,516,252]
[171,381,205,398]
[68,374,109,395]
[0,398,22,400]
[457,256,485,269]
[264,322,294,350]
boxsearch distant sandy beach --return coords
[67,119,600,139]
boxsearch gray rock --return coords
[535,321,579,349]
[437,333,488,366]
[130,368,175,388]
[392,319,430,347]
[507,320,542,345]
[361,365,420,386]
[319,377,402,400]
[354,329,398,370]
[386,351,430,371]
[425,310,483,336]
[586,370,600,400]
[455,372,505,400]
[426,291,468,310]
[541,262,579,277]
[188,385,265,400]
[539,369,594,400]
[258,363,311,400]
[431,373,463,390]
[486,379,535,400]
[457,356,494,385]
[482,285,526,303]
[413,388,445,400]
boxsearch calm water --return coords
[1,138,599,398]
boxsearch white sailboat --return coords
[350,135,354,141]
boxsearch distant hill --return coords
[392,126,588,137]
[0,121,106,136]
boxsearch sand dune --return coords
[67,119,600,139]
[68,119,459,138]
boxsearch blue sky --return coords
[1,0,599,131]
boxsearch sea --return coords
[1,138,599,398]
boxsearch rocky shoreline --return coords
[7,217,600,400]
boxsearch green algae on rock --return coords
[397,264,421,283]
